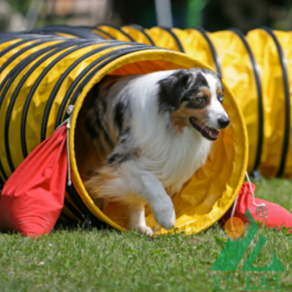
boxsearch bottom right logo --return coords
[211,208,284,272]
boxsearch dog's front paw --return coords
[131,226,153,236]
[155,208,176,230]
[151,198,176,230]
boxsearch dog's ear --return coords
[158,69,192,111]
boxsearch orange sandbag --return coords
[221,183,292,233]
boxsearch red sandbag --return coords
[0,125,67,237]
[221,182,292,232]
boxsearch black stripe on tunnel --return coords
[93,28,115,39]
[63,198,83,222]
[0,39,47,76]
[31,25,103,40]
[0,41,66,179]
[39,41,133,143]
[96,24,135,42]
[0,174,4,188]
[192,27,222,76]
[158,27,185,53]
[66,184,110,229]
[16,39,106,149]
[0,37,71,85]
[0,37,41,58]
[55,44,156,126]
[0,33,34,44]
[4,41,78,174]
[139,28,155,46]
[261,27,290,177]
[126,25,155,46]
[230,28,264,173]
[0,35,73,76]
[58,212,76,224]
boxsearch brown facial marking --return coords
[171,101,210,134]
[185,88,211,110]
[197,88,211,106]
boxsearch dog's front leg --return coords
[86,161,176,233]
[128,203,153,236]
[139,173,176,231]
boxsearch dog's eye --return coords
[218,95,224,103]
[196,97,205,103]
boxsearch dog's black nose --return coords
[218,117,230,128]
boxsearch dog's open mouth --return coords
[189,118,220,141]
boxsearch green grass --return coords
[1,178,292,291]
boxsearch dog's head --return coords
[158,68,229,140]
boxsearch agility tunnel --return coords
[0,33,247,234]
[31,24,292,178]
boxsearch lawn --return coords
[0,178,292,292]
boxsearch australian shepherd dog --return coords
[75,68,230,235]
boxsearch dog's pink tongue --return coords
[193,119,204,127]
[192,118,220,138]
[210,128,219,138]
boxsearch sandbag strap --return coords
[54,105,74,186]
[66,106,74,187]
[231,171,265,220]
[55,105,74,186]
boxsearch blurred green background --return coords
[2,0,292,33]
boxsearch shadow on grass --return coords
[53,218,116,234]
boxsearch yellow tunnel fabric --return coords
[0,34,247,234]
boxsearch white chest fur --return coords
[136,125,212,195]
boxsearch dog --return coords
[75,68,230,235]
